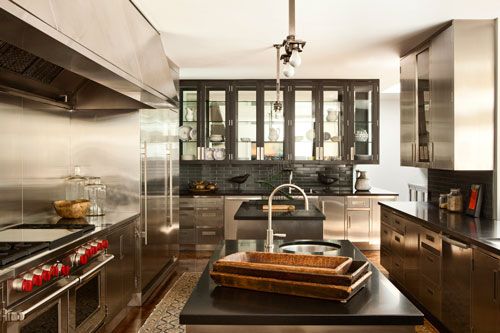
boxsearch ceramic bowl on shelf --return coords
[330,136,341,142]
[354,130,369,142]
[324,132,331,141]
[306,129,315,141]
[179,125,192,142]
[213,148,225,160]
[240,137,251,142]
[205,148,214,160]
[189,128,197,141]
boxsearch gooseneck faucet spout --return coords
[265,183,309,252]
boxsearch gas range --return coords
[0,222,112,332]
[0,224,95,267]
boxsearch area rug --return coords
[139,269,438,333]
[139,272,201,333]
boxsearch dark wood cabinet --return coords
[180,79,379,164]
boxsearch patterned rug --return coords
[139,272,201,333]
[139,269,438,333]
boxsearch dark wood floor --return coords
[112,250,439,333]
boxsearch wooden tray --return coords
[213,252,353,281]
[262,204,296,212]
[210,270,372,302]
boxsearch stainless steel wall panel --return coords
[0,94,22,226]
[70,110,140,214]
[453,20,495,170]
[21,99,70,223]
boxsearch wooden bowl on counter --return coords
[53,199,90,219]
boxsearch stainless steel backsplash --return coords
[0,94,140,226]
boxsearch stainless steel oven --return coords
[3,254,114,333]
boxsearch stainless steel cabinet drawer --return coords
[179,210,195,228]
[346,197,370,208]
[419,277,441,318]
[392,215,406,234]
[179,228,196,244]
[381,222,392,250]
[420,243,441,284]
[195,209,223,227]
[196,227,223,244]
[196,197,223,208]
[420,228,441,252]
[391,230,405,258]
[180,198,195,208]
[392,255,405,282]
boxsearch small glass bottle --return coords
[447,188,463,213]
[65,166,87,200]
[438,194,448,209]
[84,177,107,216]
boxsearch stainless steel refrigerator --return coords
[137,108,179,304]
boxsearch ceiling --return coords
[134,0,500,91]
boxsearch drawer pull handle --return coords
[201,231,217,236]
[427,288,434,296]
[383,230,388,235]
[426,256,434,263]
[395,220,401,225]
[426,234,435,242]
[395,236,401,242]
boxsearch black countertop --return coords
[180,187,399,197]
[379,201,500,255]
[234,200,325,220]
[179,240,423,326]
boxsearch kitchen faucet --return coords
[265,183,309,252]
[288,170,293,194]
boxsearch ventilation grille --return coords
[0,40,63,84]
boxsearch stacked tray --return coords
[210,251,372,302]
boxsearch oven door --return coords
[69,254,114,333]
[4,277,79,333]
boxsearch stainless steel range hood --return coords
[0,0,179,110]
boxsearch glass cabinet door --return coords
[351,84,375,161]
[180,90,198,160]
[294,90,316,160]
[416,49,430,163]
[263,90,285,160]
[205,90,227,160]
[235,90,257,160]
[321,87,344,160]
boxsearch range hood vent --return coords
[0,40,63,84]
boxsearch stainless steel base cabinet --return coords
[105,219,138,328]
[471,248,500,333]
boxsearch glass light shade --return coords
[289,49,301,67]
[283,62,295,78]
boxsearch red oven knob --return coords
[50,264,60,278]
[31,269,43,287]
[12,277,33,292]
[79,254,88,265]
[101,240,109,249]
[41,265,53,281]
[60,264,71,276]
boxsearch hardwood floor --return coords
[112,250,439,333]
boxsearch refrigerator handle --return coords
[142,142,148,245]
[168,148,173,227]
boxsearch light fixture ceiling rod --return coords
[275,44,281,103]
[289,0,295,36]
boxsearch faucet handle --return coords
[274,233,287,238]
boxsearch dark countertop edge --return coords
[378,202,500,256]
[179,314,423,326]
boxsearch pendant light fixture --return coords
[273,0,306,113]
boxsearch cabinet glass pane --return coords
[236,90,257,160]
[181,90,198,160]
[417,49,430,162]
[264,90,284,160]
[206,90,226,160]
[353,85,373,160]
[294,90,316,160]
[322,88,343,160]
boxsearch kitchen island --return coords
[179,239,423,332]
[234,200,325,241]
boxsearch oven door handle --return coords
[3,277,79,322]
[79,254,114,282]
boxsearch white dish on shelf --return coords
[213,148,225,160]
[179,125,192,142]
[306,129,315,141]
[189,128,197,141]
[210,134,224,142]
